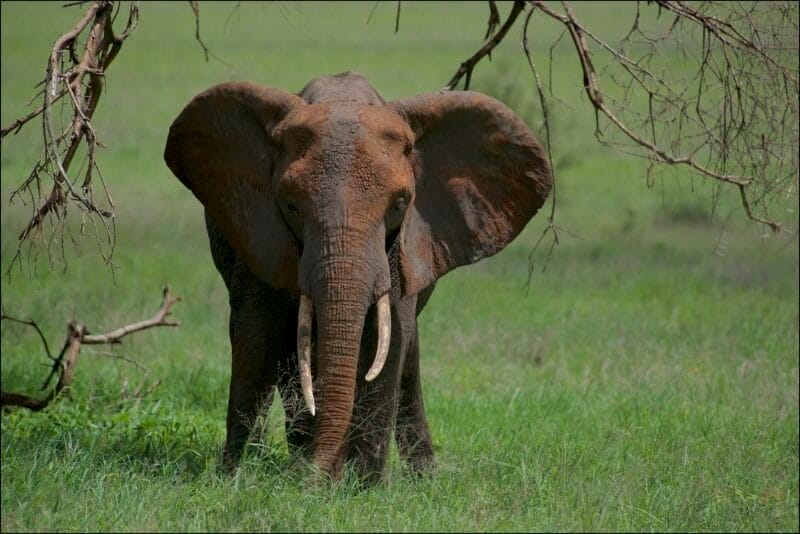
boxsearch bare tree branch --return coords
[443,1,797,233]
[0,315,54,361]
[188,1,230,66]
[395,1,401,34]
[85,349,149,372]
[2,0,139,280]
[189,0,210,62]
[529,0,795,232]
[444,0,526,90]
[485,0,501,40]
[1,285,181,411]
[82,286,181,344]
[365,1,380,25]
[521,6,561,287]
[0,90,66,138]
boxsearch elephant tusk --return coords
[297,293,316,416]
[365,293,391,382]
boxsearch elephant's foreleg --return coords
[395,327,435,474]
[222,263,283,469]
[348,385,399,484]
[346,300,411,484]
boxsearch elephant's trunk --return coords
[297,292,390,416]
[298,227,391,478]
[312,279,368,475]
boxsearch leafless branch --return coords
[365,1,380,25]
[0,90,66,138]
[395,1,401,34]
[1,285,181,411]
[485,0,501,40]
[188,1,230,66]
[0,315,54,361]
[189,0,210,62]
[521,6,562,288]
[85,349,149,372]
[444,0,798,233]
[444,0,526,90]
[2,1,139,280]
[83,286,181,344]
[127,378,161,401]
[530,0,796,232]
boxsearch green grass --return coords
[2,2,798,531]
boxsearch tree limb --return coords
[1,285,180,411]
[529,1,790,231]
[83,286,181,344]
[2,1,139,280]
[441,1,796,232]
[444,0,526,90]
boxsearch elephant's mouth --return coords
[385,225,401,253]
[295,292,391,417]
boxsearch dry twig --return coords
[395,1,401,34]
[2,1,139,279]
[189,0,210,62]
[444,1,798,236]
[188,1,230,66]
[445,1,526,90]
[1,285,180,411]
[530,0,796,232]
[484,0,501,40]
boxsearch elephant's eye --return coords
[393,197,407,214]
[285,200,300,217]
[387,195,409,230]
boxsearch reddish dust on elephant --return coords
[164,71,552,483]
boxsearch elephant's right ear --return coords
[164,82,304,288]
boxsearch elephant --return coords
[164,71,552,483]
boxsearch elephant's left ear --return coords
[388,91,553,297]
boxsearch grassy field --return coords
[1,2,798,531]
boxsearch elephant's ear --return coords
[388,91,552,297]
[164,82,304,288]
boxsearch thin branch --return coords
[521,5,563,289]
[0,315,54,360]
[530,0,793,231]
[1,286,181,411]
[444,1,526,90]
[0,90,66,138]
[189,0,210,62]
[188,1,230,66]
[655,0,798,87]
[485,0,501,39]
[395,1,401,33]
[3,0,139,279]
[84,349,149,372]
[83,286,181,344]
[365,1,379,24]
[438,1,796,232]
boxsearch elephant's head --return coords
[164,74,552,477]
